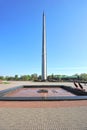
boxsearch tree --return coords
[20,75,31,81]
[5,76,14,81]
[55,75,62,81]
[15,75,18,80]
[0,76,4,80]
[79,73,87,81]
[38,75,41,81]
[31,73,38,81]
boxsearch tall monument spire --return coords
[42,12,47,81]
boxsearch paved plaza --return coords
[0,107,87,130]
[0,81,74,90]
[0,81,86,91]
[0,81,87,130]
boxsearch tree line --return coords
[0,73,87,82]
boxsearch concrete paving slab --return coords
[0,107,87,130]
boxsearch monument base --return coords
[41,79,47,82]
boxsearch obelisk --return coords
[42,12,47,81]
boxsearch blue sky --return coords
[0,0,87,76]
